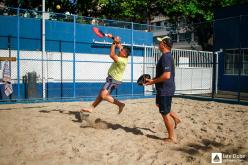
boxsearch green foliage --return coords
[3,0,246,23]
[91,0,161,23]
[93,0,245,23]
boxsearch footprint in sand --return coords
[72,146,79,153]
[217,125,222,131]
[200,128,207,133]
[202,122,207,125]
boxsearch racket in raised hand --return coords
[92,27,114,40]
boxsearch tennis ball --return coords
[56,5,61,10]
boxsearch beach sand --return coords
[0,98,247,165]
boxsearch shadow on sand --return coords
[0,106,48,111]
[175,139,224,155]
[39,109,163,139]
[39,109,82,122]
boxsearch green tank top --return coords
[108,57,128,81]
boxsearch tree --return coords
[159,0,245,22]
[5,0,246,23]
[155,0,247,51]
[98,0,161,23]
[46,0,77,14]
[76,0,101,16]
[4,0,19,7]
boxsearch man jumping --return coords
[81,35,131,114]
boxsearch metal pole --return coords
[215,52,219,95]
[237,15,242,103]
[17,8,20,99]
[131,22,134,96]
[8,35,12,100]
[60,40,63,98]
[143,47,146,74]
[73,15,76,98]
[42,0,46,99]
[143,47,146,96]
[211,21,216,99]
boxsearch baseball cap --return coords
[157,36,173,48]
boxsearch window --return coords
[178,33,186,42]
[171,33,177,42]
[224,49,240,75]
[224,49,248,76]
[156,22,161,26]
[243,49,248,75]
[185,32,192,42]
[179,32,191,42]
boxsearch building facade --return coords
[150,15,201,50]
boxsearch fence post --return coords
[8,35,12,100]
[60,40,63,98]
[73,15,76,98]
[215,52,219,95]
[17,8,21,99]
[237,15,242,103]
[211,52,216,99]
[211,21,216,99]
[42,2,46,99]
[131,22,134,97]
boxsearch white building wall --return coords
[0,50,144,83]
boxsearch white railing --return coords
[144,47,214,95]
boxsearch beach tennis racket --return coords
[92,27,115,40]
[137,74,151,86]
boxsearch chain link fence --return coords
[0,7,247,103]
[213,15,248,102]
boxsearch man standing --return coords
[81,35,131,114]
[145,36,180,143]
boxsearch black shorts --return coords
[102,76,121,94]
[156,95,172,115]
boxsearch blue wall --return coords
[0,82,144,100]
[217,52,248,92]
[0,15,153,56]
[0,15,153,100]
[214,5,248,92]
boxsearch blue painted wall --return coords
[217,52,248,92]
[0,15,153,56]
[214,5,248,92]
[0,82,144,100]
[0,15,153,100]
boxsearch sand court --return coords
[0,98,247,165]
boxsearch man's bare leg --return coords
[100,89,125,114]
[92,95,103,108]
[170,112,181,129]
[162,114,177,143]
[81,94,103,113]
[81,89,125,113]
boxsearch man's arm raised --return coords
[110,36,121,62]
